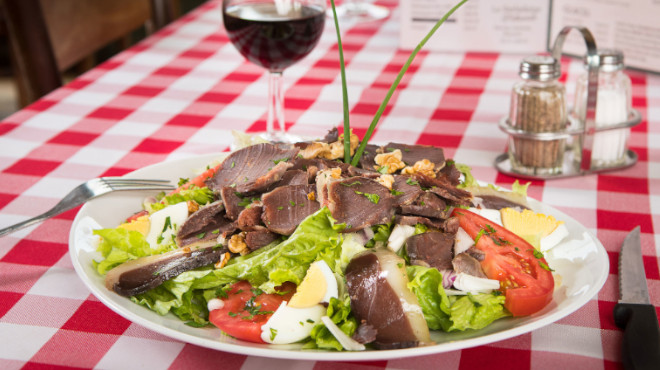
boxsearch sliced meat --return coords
[384,142,445,168]
[290,157,349,173]
[237,205,265,231]
[261,184,320,235]
[176,201,237,247]
[207,143,299,194]
[352,323,378,344]
[415,173,472,207]
[220,187,244,220]
[452,252,487,278]
[275,169,309,187]
[406,231,454,271]
[438,160,461,186]
[105,244,228,297]
[477,195,528,210]
[356,144,380,171]
[245,230,280,252]
[320,127,339,143]
[326,176,395,233]
[465,246,486,261]
[394,215,445,231]
[400,192,449,219]
[392,175,424,206]
[345,249,431,348]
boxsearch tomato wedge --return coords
[451,208,555,316]
[208,281,295,343]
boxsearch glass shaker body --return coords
[574,49,632,168]
[508,56,567,175]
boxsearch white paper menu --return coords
[399,0,550,53]
[399,0,660,74]
[549,0,660,73]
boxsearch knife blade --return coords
[613,226,660,369]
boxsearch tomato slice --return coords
[208,281,295,343]
[451,208,555,316]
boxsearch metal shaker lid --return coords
[588,49,625,72]
[519,55,561,81]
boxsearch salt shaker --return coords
[508,56,567,175]
[574,49,632,168]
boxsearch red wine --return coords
[223,3,325,72]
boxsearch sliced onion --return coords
[453,273,500,293]
[320,316,365,351]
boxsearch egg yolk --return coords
[288,263,327,308]
[118,216,150,236]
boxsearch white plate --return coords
[69,153,609,361]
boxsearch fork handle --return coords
[0,199,81,237]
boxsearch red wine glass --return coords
[223,0,326,142]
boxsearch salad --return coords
[91,130,570,351]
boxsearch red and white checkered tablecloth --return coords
[1,1,659,369]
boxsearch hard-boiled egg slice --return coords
[260,301,325,344]
[500,208,567,251]
[288,260,338,308]
[145,201,189,248]
[540,223,569,252]
[118,215,150,236]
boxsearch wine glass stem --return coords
[268,71,285,135]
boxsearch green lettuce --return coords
[406,265,509,332]
[93,228,174,275]
[147,186,214,213]
[454,162,477,189]
[199,207,346,293]
[303,295,358,351]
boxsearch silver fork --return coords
[0,177,175,237]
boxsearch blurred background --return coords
[0,0,207,119]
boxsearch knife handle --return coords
[614,303,660,370]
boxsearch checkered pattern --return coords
[0,1,658,368]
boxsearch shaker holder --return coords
[495,26,643,180]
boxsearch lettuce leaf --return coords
[147,186,214,213]
[445,293,509,332]
[202,207,346,293]
[406,265,452,330]
[303,295,357,351]
[406,265,509,332]
[93,228,174,275]
[454,162,477,189]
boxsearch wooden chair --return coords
[0,0,175,107]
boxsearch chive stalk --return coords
[349,0,469,167]
[329,0,352,163]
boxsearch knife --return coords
[613,226,660,369]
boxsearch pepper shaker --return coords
[508,56,567,175]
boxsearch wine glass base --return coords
[330,3,390,22]
[259,131,303,144]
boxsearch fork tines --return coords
[100,177,176,190]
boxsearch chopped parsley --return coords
[162,216,172,233]
[289,200,296,206]
[270,328,278,341]
[277,206,283,210]
[272,157,289,165]
[390,189,404,196]
[474,229,486,244]
[196,232,206,239]
[340,180,362,187]
[539,261,554,272]
[231,161,235,168]
[354,190,380,204]
[406,178,419,186]
[177,177,189,187]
